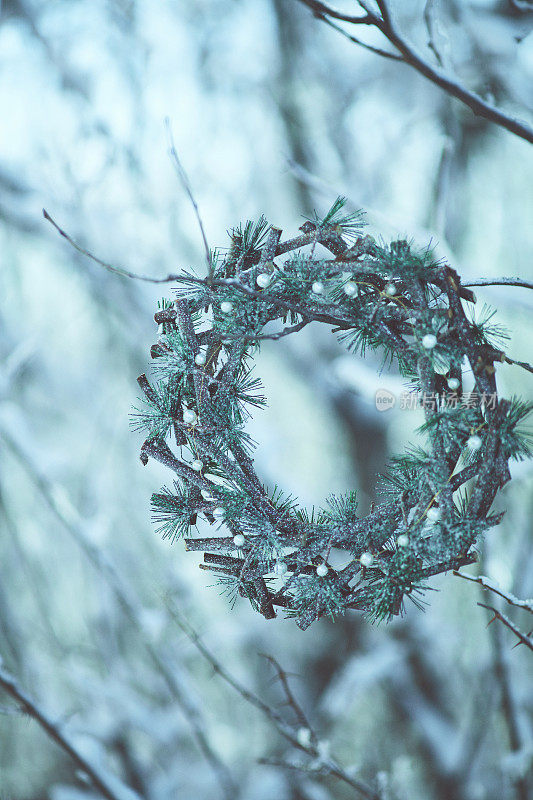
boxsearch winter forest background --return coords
[1,1,532,799]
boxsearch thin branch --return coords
[254,319,312,341]
[455,571,533,614]
[296,0,533,144]
[260,653,313,734]
[257,756,367,788]
[0,429,237,800]
[43,209,180,283]
[486,611,531,800]
[296,0,372,24]
[0,665,135,800]
[478,603,533,652]
[462,277,533,290]
[164,599,382,800]
[503,356,533,376]
[165,118,214,280]
[313,12,402,61]
[423,0,444,67]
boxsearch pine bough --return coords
[134,199,531,629]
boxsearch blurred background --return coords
[0,1,532,798]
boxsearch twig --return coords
[479,603,533,652]
[423,0,444,67]
[454,571,533,614]
[296,0,533,143]
[255,319,312,341]
[164,599,382,800]
[43,209,180,283]
[313,12,402,61]
[257,755,367,788]
[260,653,313,734]
[0,665,135,800]
[485,607,531,800]
[0,429,237,800]
[295,0,372,25]
[462,277,533,290]
[165,118,214,280]
[503,356,533,376]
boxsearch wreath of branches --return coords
[131,198,530,629]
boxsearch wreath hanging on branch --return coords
[133,198,531,629]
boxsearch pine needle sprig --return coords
[311,196,366,242]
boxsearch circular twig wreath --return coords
[134,198,530,629]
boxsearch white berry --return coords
[344,280,358,297]
[316,564,328,577]
[422,334,437,350]
[213,507,225,519]
[360,552,374,568]
[312,281,324,295]
[385,283,396,296]
[447,377,460,390]
[397,534,409,548]
[426,506,441,522]
[233,534,245,547]
[297,727,312,748]
[256,273,272,289]
[194,352,206,366]
[183,409,198,425]
[220,301,233,314]
[467,435,482,451]
[274,561,288,576]
[191,459,203,471]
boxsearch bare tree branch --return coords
[0,429,237,800]
[43,209,181,283]
[165,118,214,280]
[423,0,444,68]
[455,571,533,614]
[164,599,382,800]
[479,603,533,653]
[486,607,531,800]
[310,11,403,61]
[260,653,314,735]
[0,664,137,800]
[462,278,533,290]
[296,0,533,144]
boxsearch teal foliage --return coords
[151,482,196,542]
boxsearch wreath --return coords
[134,198,530,629]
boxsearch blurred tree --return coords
[0,1,531,799]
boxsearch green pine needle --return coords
[313,196,366,241]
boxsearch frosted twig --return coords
[423,0,444,67]
[0,665,135,800]
[260,653,314,735]
[165,118,214,280]
[485,610,530,800]
[0,429,237,800]
[164,599,382,800]
[43,209,180,283]
[462,277,533,290]
[479,603,533,652]
[454,571,533,614]
[503,356,533,375]
[296,0,533,143]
